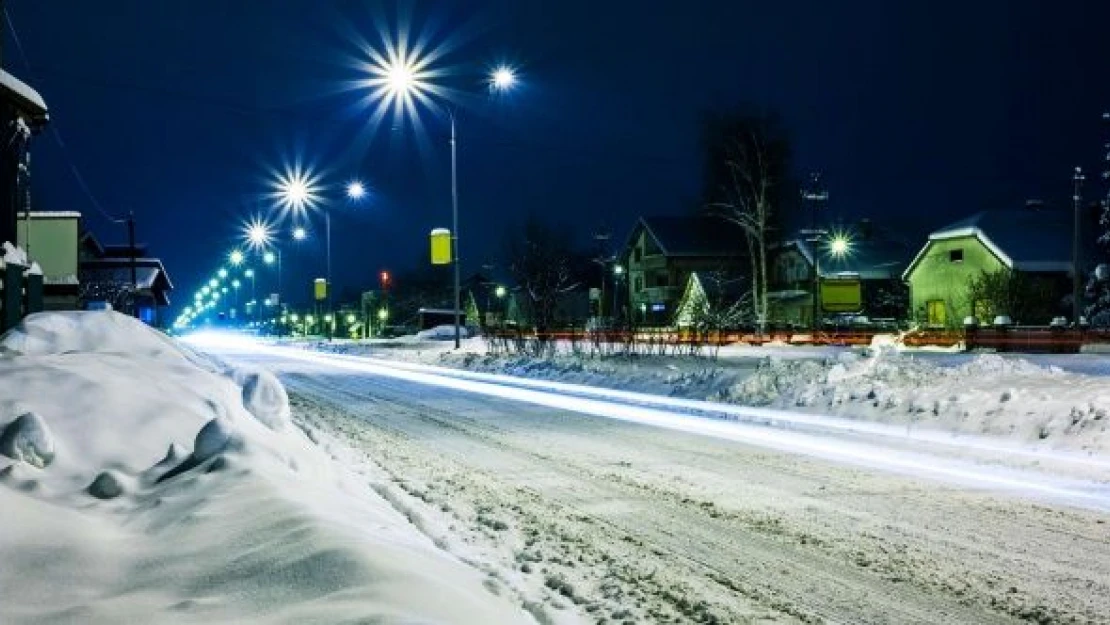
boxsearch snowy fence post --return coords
[2,261,26,332]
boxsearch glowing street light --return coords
[495,285,507,298]
[229,249,245,266]
[829,234,852,258]
[263,251,277,265]
[346,180,366,200]
[292,226,307,241]
[367,46,520,349]
[218,268,228,279]
[208,279,218,288]
[489,65,517,92]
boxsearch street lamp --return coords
[368,51,519,349]
[612,264,625,321]
[274,170,367,338]
[218,267,228,279]
[229,249,245,266]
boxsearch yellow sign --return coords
[430,228,452,265]
[314,278,327,301]
[820,278,861,313]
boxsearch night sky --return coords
[6,1,1110,306]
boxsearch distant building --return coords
[769,226,910,327]
[902,207,1073,326]
[79,232,174,327]
[1,69,48,248]
[620,216,744,326]
[15,211,81,310]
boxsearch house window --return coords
[633,247,642,262]
[949,249,964,263]
[926,300,947,326]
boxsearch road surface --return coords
[200,340,1110,624]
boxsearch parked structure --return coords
[903,205,1073,327]
[620,216,744,326]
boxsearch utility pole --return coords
[1073,167,1085,325]
[801,173,829,331]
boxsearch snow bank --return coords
[0,312,532,624]
[728,350,1110,452]
[416,324,470,340]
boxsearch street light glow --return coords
[229,249,245,266]
[828,232,853,258]
[270,164,323,216]
[490,65,517,92]
[244,217,274,251]
[263,251,276,265]
[218,268,228,279]
[244,268,254,278]
[346,180,366,200]
[292,226,307,241]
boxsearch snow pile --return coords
[416,324,471,340]
[729,350,1110,452]
[0,312,532,624]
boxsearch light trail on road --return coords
[184,332,1110,510]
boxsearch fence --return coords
[0,259,45,333]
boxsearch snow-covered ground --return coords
[0,312,534,624]
[201,337,1110,624]
[302,336,1110,455]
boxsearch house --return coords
[1,69,48,248]
[15,211,81,310]
[768,225,910,327]
[79,232,175,327]
[902,206,1073,327]
[620,216,744,326]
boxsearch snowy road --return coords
[199,340,1110,624]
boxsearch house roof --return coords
[903,209,1073,279]
[80,257,175,302]
[626,216,744,258]
[788,237,909,280]
[0,69,48,125]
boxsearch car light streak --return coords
[183,332,1110,510]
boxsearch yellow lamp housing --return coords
[430,228,452,265]
[314,278,327,301]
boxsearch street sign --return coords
[820,277,861,313]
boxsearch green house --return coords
[902,208,1073,327]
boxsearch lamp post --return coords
[368,49,518,349]
[274,174,366,340]
[612,264,625,323]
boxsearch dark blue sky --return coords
[6,1,1110,305]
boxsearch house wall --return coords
[15,215,79,282]
[907,235,1005,327]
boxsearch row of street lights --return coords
[177,28,521,336]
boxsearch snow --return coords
[303,335,1110,455]
[416,324,470,340]
[0,412,55,469]
[0,312,534,624]
[0,69,48,114]
[2,241,29,266]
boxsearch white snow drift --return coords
[0,311,532,624]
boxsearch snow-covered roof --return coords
[17,211,81,219]
[903,209,1073,279]
[0,69,48,123]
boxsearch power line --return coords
[4,7,125,224]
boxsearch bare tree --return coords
[702,109,792,333]
[505,216,579,334]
